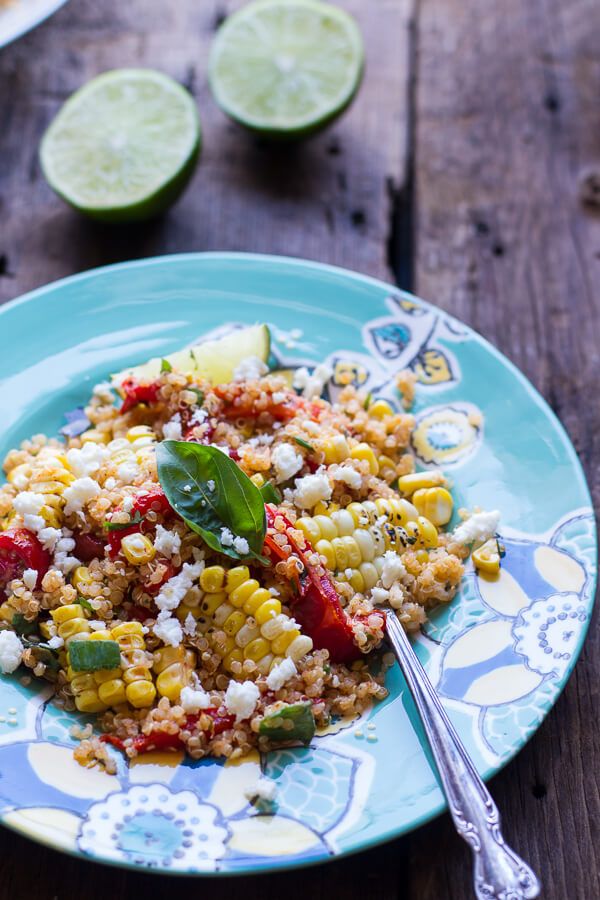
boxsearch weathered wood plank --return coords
[412,0,600,897]
[0,0,412,304]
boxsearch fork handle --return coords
[386,615,540,899]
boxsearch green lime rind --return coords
[40,69,201,224]
[208,0,364,139]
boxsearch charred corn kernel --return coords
[322,434,350,464]
[112,621,144,639]
[223,610,246,636]
[367,399,394,419]
[121,533,156,565]
[223,648,244,670]
[154,646,196,701]
[126,425,155,442]
[229,579,261,608]
[412,487,454,527]
[397,471,446,495]
[88,631,112,642]
[346,502,369,527]
[51,603,91,643]
[70,673,108,713]
[126,680,157,708]
[406,516,438,549]
[72,566,93,590]
[244,637,271,662]
[254,598,281,625]
[7,463,31,486]
[472,539,501,575]
[201,592,228,619]
[212,633,235,656]
[97,679,127,706]
[200,565,226,593]
[39,619,53,639]
[213,602,235,627]
[250,473,265,488]
[350,443,379,475]
[286,635,314,662]
[80,429,110,444]
[176,603,202,623]
[225,565,250,592]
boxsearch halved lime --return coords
[112,324,271,387]
[208,0,364,137]
[40,69,201,223]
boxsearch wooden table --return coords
[1,1,599,897]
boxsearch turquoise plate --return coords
[0,253,595,874]
[0,0,69,49]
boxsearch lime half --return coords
[209,0,364,137]
[40,69,201,223]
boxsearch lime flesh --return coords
[209,0,364,137]
[40,69,201,223]
[112,324,272,387]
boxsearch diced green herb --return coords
[156,441,267,562]
[69,639,121,672]
[259,702,315,745]
[77,597,94,614]
[190,388,205,405]
[292,436,315,452]
[11,613,37,637]
[20,637,60,672]
[363,392,372,410]
[160,358,173,373]
[104,509,144,532]
[259,481,282,504]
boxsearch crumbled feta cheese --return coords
[221,527,234,547]
[244,777,277,803]
[155,561,204,612]
[153,524,181,558]
[453,510,501,545]
[207,480,215,492]
[183,484,192,493]
[52,530,80,574]
[10,469,30,490]
[233,536,250,556]
[266,657,297,691]
[179,685,211,712]
[116,461,140,484]
[13,491,45,518]
[224,680,260,722]
[371,587,390,605]
[183,613,197,637]
[233,356,269,382]
[380,551,406,590]
[22,569,37,590]
[122,496,134,513]
[38,527,62,552]
[331,465,362,491]
[293,363,333,399]
[105,477,117,490]
[48,635,64,650]
[153,610,183,647]
[268,587,280,597]
[63,477,101,515]
[190,408,208,425]
[292,472,332,509]
[163,414,183,441]
[271,391,286,404]
[302,420,320,436]
[66,443,108,478]
[89,620,107,631]
[23,514,45,532]
[0,630,23,674]
[247,433,274,448]
[272,443,303,483]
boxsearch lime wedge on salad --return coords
[209,0,364,138]
[40,69,201,223]
[112,324,271,387]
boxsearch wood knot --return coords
[578,167,600,209]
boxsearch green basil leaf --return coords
[292,436,315,453]
[11,613,37,637]
[259,481,282,504]
[363,392,373,410]
[104,510,143,532]
[160,358,172,373]
[156,441,266,561]
[78,597,94,614]
[190,388,205,405]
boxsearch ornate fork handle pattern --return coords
[386,615,540,900]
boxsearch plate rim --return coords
[0,0,69,50]
[0,250,596,875]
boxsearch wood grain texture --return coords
[0,0,412,303]
[412,0,600,897]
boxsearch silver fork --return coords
[386,614,541,900]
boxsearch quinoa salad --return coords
[0,325,501,773]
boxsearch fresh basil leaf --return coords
[160,358,172,373]
[292,436,315,453]
[190,388,205,405]
[78,596,94,613]
[104,510,144,532]
[60,406,91,437]
[259,481,282,504]
[156,441,266,561]
[11,613,37,637]
[363,392,373,410]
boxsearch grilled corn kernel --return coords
[229,579,261,609]
[200,565,226,593]
[75,690,108,714]
[472,539,501,575]
[412,487,454,527]
[397,471,446,495]
[80,429,110,444]
[241,588,272,616]
[286,635,314,662]
[250,473,265,488]
[322,434,350,464]
[254,598,282,625]
[367,399,394,419]
[244,637,271,662]
[350,443,379,475]
[126,680,157,708]
[72,566,93,590]
[7,463,32,486]
[126,425,155,442]
[98,679,127,706]
[121,533,156,565]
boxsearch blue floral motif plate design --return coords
[0,253,595,875]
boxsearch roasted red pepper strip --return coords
[264,505,367,663]
[0,528,50,599]
[119,378,162,414]
[101,709,235,754]
[107,487,174,558]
